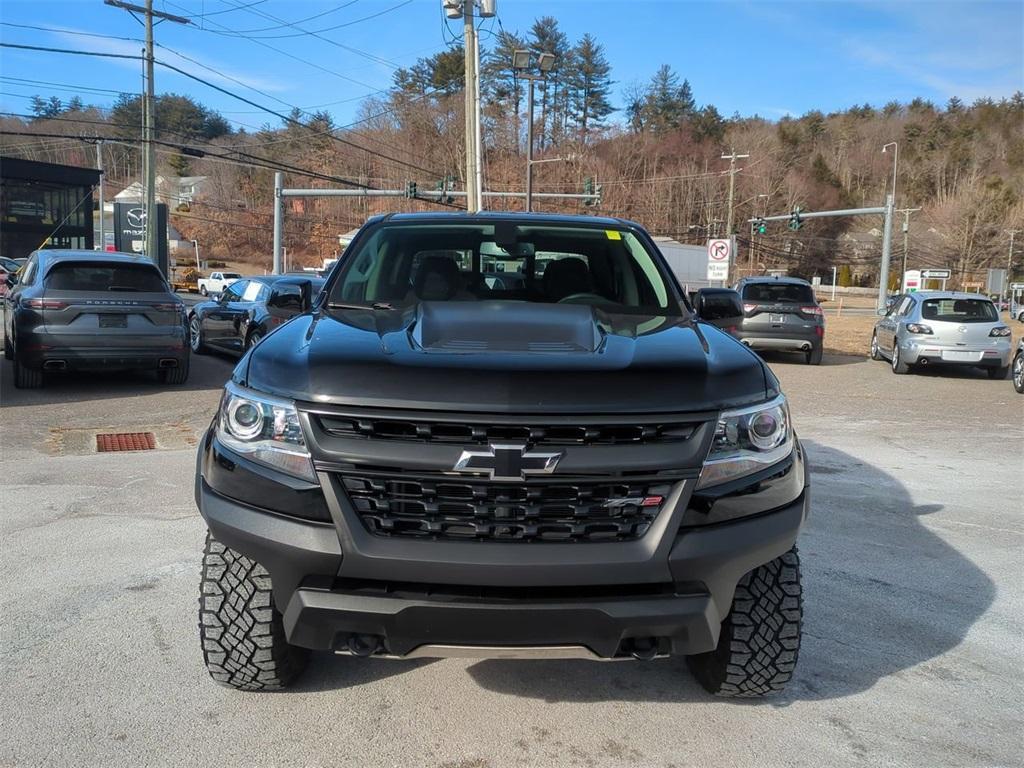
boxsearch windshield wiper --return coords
[326,301,397,311]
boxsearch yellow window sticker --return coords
[605,230,622,240]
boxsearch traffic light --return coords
[405,180,417,199]
[754,217,767,234]
[583,177,594,206]
[594,183,603,207]
[788,207,803,231]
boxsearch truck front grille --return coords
[317,414,696,447]
[339,472,674,543]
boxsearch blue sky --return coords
[1,0,1021,130]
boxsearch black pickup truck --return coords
[195,213,808,697]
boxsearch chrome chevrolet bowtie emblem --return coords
[453,443,563,481]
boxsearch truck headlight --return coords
[697,395,794,489]
[216,381,316,482]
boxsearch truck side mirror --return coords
[267,278,313,319]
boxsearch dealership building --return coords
[0,156,101,261]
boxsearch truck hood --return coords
[241,301,775,413]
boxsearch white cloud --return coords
[49,29,288,95]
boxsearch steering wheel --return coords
[557,292,606,304]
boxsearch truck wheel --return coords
[199,532,307,691]
[805,343,823,366]
[1013,352,1024,393]
[3,333,12,361]
[891,343,910,375]
[200,285,208,297]
[687,548,802,698]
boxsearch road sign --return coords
[1010,283,1024,291]
[920,268,951,279]
[903,269,921,293]
[707,238,731,262]
[706,238,731,281]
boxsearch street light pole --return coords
[1007,229,1020,300]
[525,77,535,212]
[882,141,899,203]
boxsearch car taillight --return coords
[800,306,823,316]
[905,323,933,335]
[25,299,67,310]
[989,326,1011,337]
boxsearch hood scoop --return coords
[409,301,605,354]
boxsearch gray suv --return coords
[733,277,825,365]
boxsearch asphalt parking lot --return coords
[1,349,1021,768]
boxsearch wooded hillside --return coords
[2,15,1022,286]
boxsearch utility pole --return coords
[104,0,190,274]
[721,149,749,236]
[95,140,104,250]
[1006,229,1020,300]
[897,207,921,281]
[462,1,479,212]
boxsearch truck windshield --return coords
[328,223,680,315]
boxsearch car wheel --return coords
[200,285,208,297]
[198,532,308,691]
[805,343,823,366]
[1013,353,1024,393]
[13,352,43,389]
[189,314,208,354]
[687,548,802,697]
[987,364,1010,381]
[891,343,910,375]
[870,332,882,361]
[3,331,12,361]
[157,355,190,385]
[246,329,263,351]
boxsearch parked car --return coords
[188,274,324,357]
[1013,339,1024,394]
[690,287,744,336]
[3,249,189,388]
[732,276,825,365]
[0,256,21,298]
[197,271,243,297]
[194,212,809,697]
[871,291,1012,378]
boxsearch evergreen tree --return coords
[570,33,614,141]
[528,16,571,148]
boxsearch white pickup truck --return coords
[197,271,243,297]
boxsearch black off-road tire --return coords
[688,548,802,698]
[198,532,308,691]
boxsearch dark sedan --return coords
[188,274,324,357]
[3,249,189,388]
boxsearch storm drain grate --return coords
[96,432,157,452]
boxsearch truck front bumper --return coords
[197,431,809,659]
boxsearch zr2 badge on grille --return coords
[453,443,563,481]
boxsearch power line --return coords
[209,0,412,40]
[0,21,144,43]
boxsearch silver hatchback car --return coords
[871,291,1012,377]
